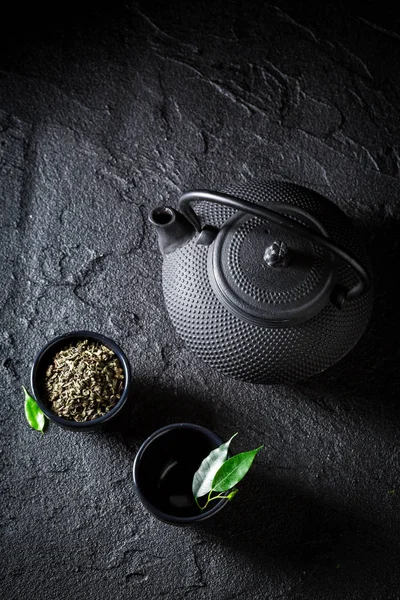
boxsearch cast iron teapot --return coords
[150,180,373,384]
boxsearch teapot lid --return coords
[208,206,337,327]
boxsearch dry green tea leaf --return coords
[44,340,124,422]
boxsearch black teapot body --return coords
[150,180,372,384]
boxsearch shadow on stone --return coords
[296,222,400,420]
[199,470,310,559]
[102,378,218,448]
[196,468,399,591]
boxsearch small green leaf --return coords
[211,446,263,492]
[226,488,239,501]
[23,387,46,432]
[192,433,237,499]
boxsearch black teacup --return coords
[132,423,229,525]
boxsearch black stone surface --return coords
[1,2,400,598]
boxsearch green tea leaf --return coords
[226,488,239,501]
[192,433,237,499]
[23,387,46,432]
[211,446,263,492]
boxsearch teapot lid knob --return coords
[208,210,337,328]
[263,241,291,268]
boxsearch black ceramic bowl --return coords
[133,423,230,525]
[31,331,131,431]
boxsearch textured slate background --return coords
[1,1,400,598]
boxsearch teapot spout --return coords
[149,206,195,255]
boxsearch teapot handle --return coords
[178,189,371,306]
